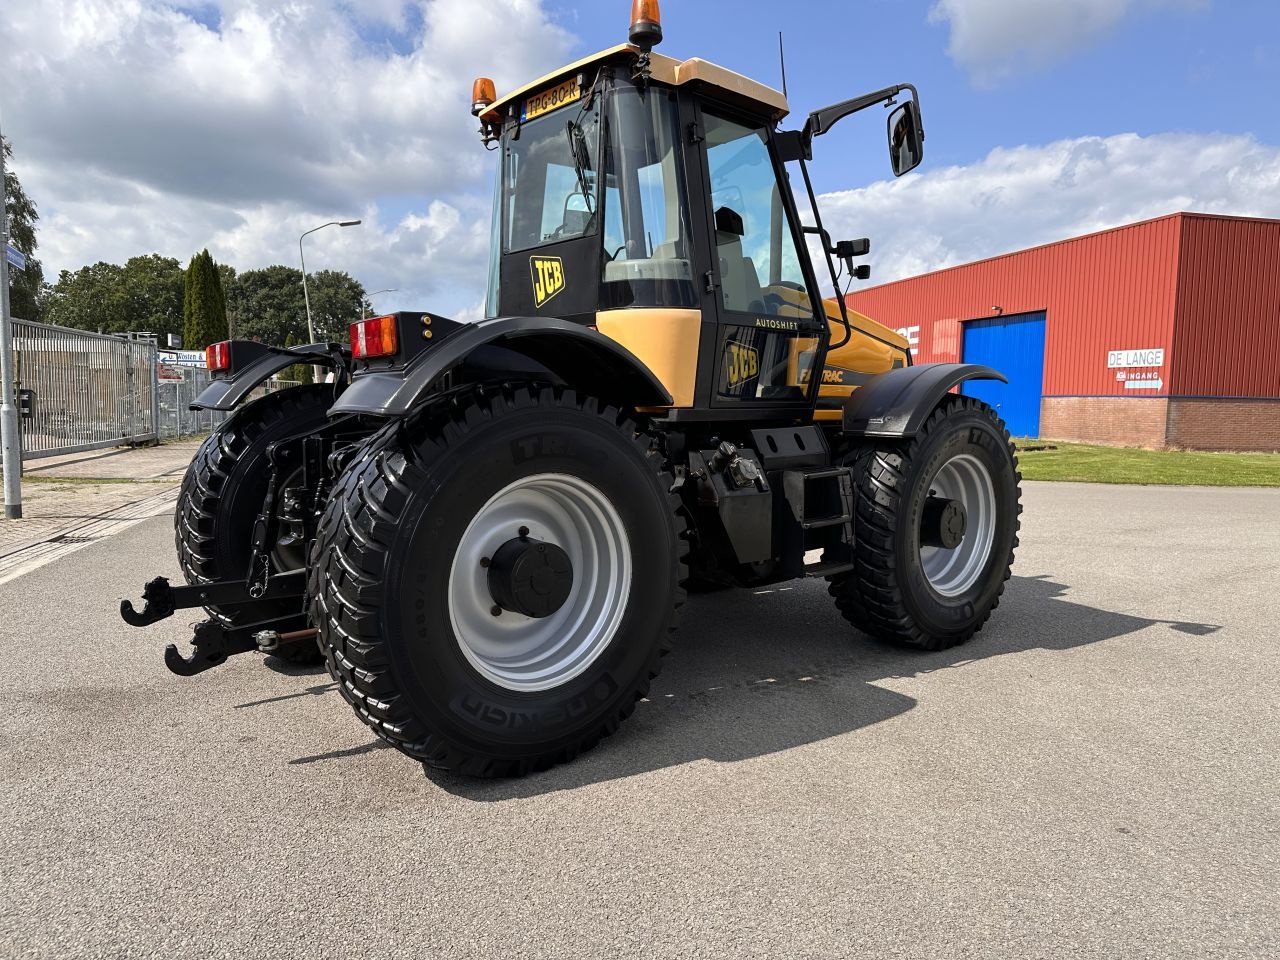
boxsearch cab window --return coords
[503,99,601,253]
[702,111,814,319]
[599,84,697,310]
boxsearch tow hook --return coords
[119,571,310,676]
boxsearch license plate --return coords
[521,78,581,123]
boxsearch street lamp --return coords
[299,219,360,382]
[363,288,399,319]
[299,219,361,344]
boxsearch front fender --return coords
[842,363,1007,438]
[330,316,672,416]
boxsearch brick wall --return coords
[1040,397,1170,448]
[1166,399,1280,452]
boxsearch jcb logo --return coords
[530,256,566,308]
[723,341,759,389]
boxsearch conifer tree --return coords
[182,250,229,348]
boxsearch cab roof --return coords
[490,44,790,122]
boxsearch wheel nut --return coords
[518,526,530,538]
[480,557,491,568]
[490,605,503,617]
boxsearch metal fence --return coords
[12,319,158,460]
[152,370,298,440]
[3,319,313,460]
[156,365,223,441]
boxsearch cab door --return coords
[688,102,827,414]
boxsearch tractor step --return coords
[801,512,852,531]
[782,466,856,578]
[803,558,854,578]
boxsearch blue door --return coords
[961,311,1046,438]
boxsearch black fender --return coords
[330,316,672,416]
[842,363,1007,438]
[192,342,341,411]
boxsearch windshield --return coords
[500,90,601,253]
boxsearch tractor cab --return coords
[472,5,924,421]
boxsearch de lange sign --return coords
[1108,347,1165,369]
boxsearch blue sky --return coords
[4,0,1280,321]
[546,0,1278,190]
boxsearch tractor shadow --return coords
[425,574,1220,801]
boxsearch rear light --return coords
[350,315,399,360]
[205,341,231,371]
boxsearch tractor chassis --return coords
[120,414,371,676]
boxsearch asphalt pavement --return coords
[1,481,1277,959]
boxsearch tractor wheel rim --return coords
[918,453,997,597]
[448,473,632,693]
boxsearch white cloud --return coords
[929,0,1207,86]
[8,4,1276,328]
[815,132,1280,286]
[1,0,573,316]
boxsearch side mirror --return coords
[887,100,924,177]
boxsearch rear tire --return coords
[175,385,336,664]
[828,396,1021,651]
[309,386,689,777]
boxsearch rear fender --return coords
[842,363,1007,438]
[330,316,672,416]
[192,342,343,411]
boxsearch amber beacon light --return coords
[471,77,497,117]
[629,0,663,52]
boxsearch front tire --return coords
[310,386,688,777]
[829,396,1021,650]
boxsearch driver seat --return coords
[714,207,765,313]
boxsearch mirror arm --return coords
[795,158,855,351]
[802,83,923,151]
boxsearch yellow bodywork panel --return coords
[816,301,910,420]
[595,309,702,408]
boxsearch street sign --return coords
[157,349,208,368]
[4,245,25,271]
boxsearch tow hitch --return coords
[120,570,311,676]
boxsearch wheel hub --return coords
[921,496,967,549]
[918,453,997,597]
[487,536,574,619]
[447,473,632,693]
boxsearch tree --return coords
[216,262,238,337]
[307,269,367,342]
[182,249,228,349]
[3,136,45,322]
[121,255,185,340]
[227,265,365,346]
[42,255,184,338]
[43,262,129,332]
[226,265,307,345]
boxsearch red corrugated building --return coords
[845,212,1280,451]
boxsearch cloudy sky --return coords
[3,0,1279,321]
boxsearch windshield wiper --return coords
[565,120,596,214]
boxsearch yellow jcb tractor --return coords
[122,1,1020,777]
